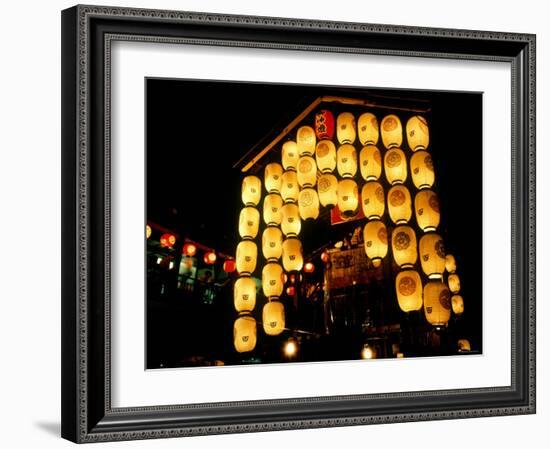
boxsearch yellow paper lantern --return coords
[359,145,382,181]
[264,163,283,194]
[384,147,407,185]
[419,233,446,279]
[337,179,359,217]
[361,181,385,220]
[315,140,337,174]
[238,206,260,239]
[395,270,423,312]
[336,144,358,178]
[410,150,435,190]
[406,115,430,151]
[458,339,471,352]
[262,226,283,261]
[262,301,285,336]
[452,295,464,315]
[262,262,284,298]
[236,240,257,275]
[361,345,376,360]
[415,190,440,232]
[282,238,303,272]
[363,220,388,267]
[234,315,257,353]
[282,141,299,170]
[146,224,152,239]
[448,273,461,293]
[280,171,299,203]
[387,185,412,224]
[317,173,338,208]
[297,126,316,156]
[381,114,403,149]
[298,188,320,220]
[263,193,283,226]
[358,112,379,145]
[233,276,256,312]
[445,254,457,273]
[241,176,262,206]
[297,156,317,188]
[280,203,301,237]
[336,112,356,144]
[423,281,451,326]
[391,225,417,268]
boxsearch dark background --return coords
[145,78,482,369]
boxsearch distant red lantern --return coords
[204,251,217,265]
[304,262,315,273]
[320,251,329,263]
[314,110,335,140]
[183,243,197,256]
[286,285,296,296]
[290,274,296,284]
[223,259,236,273]
[160,233,176,248]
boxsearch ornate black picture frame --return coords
[61,4,536,443]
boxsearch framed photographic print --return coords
[61,4,536,443]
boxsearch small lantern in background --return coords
[223,258,236,273]
[282,238,303,272]
[457,339,471,352]
[183,243,197,257]
[280,203,301,237]
[234,276,256,312]
[336,112,356,144]
[284,338,298,357]
[359,145,382,181]
[262,263,284,298]
[423,281,451,326]
[297,126,316,156]
[204,251,217,265]
[337,144,358,178]
[314,109,335,140]
[298,188,320,220]
[391,225,417,268]
[415,190,440,232]
[410,150,435,190]
[361,344,376,360]
[281,141,299,171]
[358,112,379,145]
[236,240,257,275]
[361,181,385,220]
[234,315,257,353]
[419,233,446,279]
[321,251,329,263]
[380,114,403,149]
[262,226,283,261]
[395,270,423,312]
[406,115,430,151]
[297,156,317,188]
[286,285,296,296]
[363,220,388,267]
[384,147,407,185]
[452,295,465,315]
[238,206,260,239]
[337,179,359,217]
[317,173,338,208]
[315,140,336,174]
[387,184,412,224]
[160,233,176,248]
[304,261,315,273]
[263,194,283,226]
[445,254,457,273]
[280,171,299,203]
[448,273,461,293]
[146,224,152,239]
[264,163,283,194]
[263,301,285,336]
[241,175,262,206]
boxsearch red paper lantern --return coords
[223,259,236,273]
[321,251,329,263]
[304,262,315,273]
[286,285,296,296]
[204,251,217,265]
[183,243,197,256]
[160,233,176,248]
[314,109,335,140]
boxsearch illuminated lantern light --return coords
[423,281,451,326]
[380,114,403,149]
[321,251,329,263]
[384,147,407,185]
[392,225,417,268]
[317,173,338,208]
[359,145,382,181]
[280,203,301,237]
[363,220,388,267]
[396,353,405,358]
[337,179,359,218]
[395,270,423,312]
[262,226,283,261]
[419,233,446,279]
[298,188,320,221]
[280,171,299,203]
[452,294,465,315]
[358,112,379,145]
[234,276,256,312]
[445,254,457,273]
[315,140,336,174]
[263,301,285,336]
[304,262,315,273]
[160,233,176,248]
[406,115,430,151]
[238,206,260,239]
[264,163,283,194]
[263,194,283,226]
[286,285,295,296]
[410,150,435,190]
[183,243,197,257]
[448,273,461,293]
[146,224,152,239]
[297,156,317,188]
[361,181,385,220]
[282,238,303,272]
[281,141,299,171]
[262,262,284,298]
[337,144,358,178]
[314,109,335,140]
[415,190,440,232]
[236,240,257,275]
[458,339,471,352]
[204,251,217,265]
[284,338,298,357]
[223,259,236,273]
[361,344,376,360]
[297,126,316,156]
[336,112,356,144]
[387,185,412,224]
[241,175,262,206]
[234,315,257,353]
